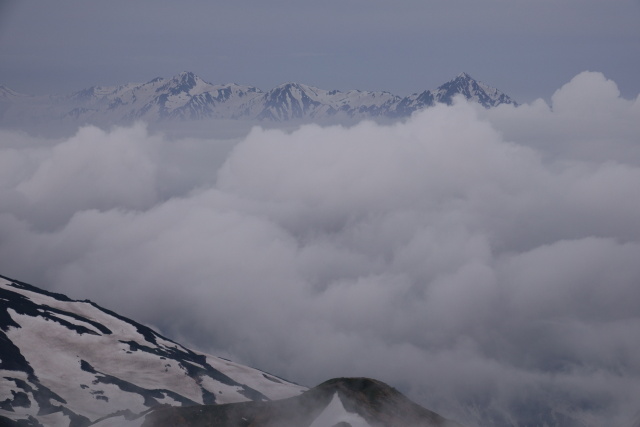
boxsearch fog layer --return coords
[1,72,639,426]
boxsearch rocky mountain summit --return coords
[145,377,463,427]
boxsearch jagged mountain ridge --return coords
[0,72,516,127]
[0,274,306,427]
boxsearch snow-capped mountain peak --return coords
[0,72,517,129]
[159,71,210,96]
[434,72,516,108]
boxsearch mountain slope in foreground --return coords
[0,275,463,427]
[0,275,305,426]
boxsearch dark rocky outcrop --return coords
[143,377,463,427]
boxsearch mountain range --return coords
[0,274,462,427]
[0,72,515,129]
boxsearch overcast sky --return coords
[1,0,639,102]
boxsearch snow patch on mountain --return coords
[309,392,371,427]
[0,275,306,426]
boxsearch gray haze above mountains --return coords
[0,71,639,426]
[1,1,639,102]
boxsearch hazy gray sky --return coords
[1,0,639,101]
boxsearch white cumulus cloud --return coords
[1,71,639,427]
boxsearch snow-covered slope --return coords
[247,82,402,121]
[0,72,516,129]
[432,72,515,108]
[63,72,264,123]
[0,275,306,427]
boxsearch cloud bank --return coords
[1,72,639,426]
